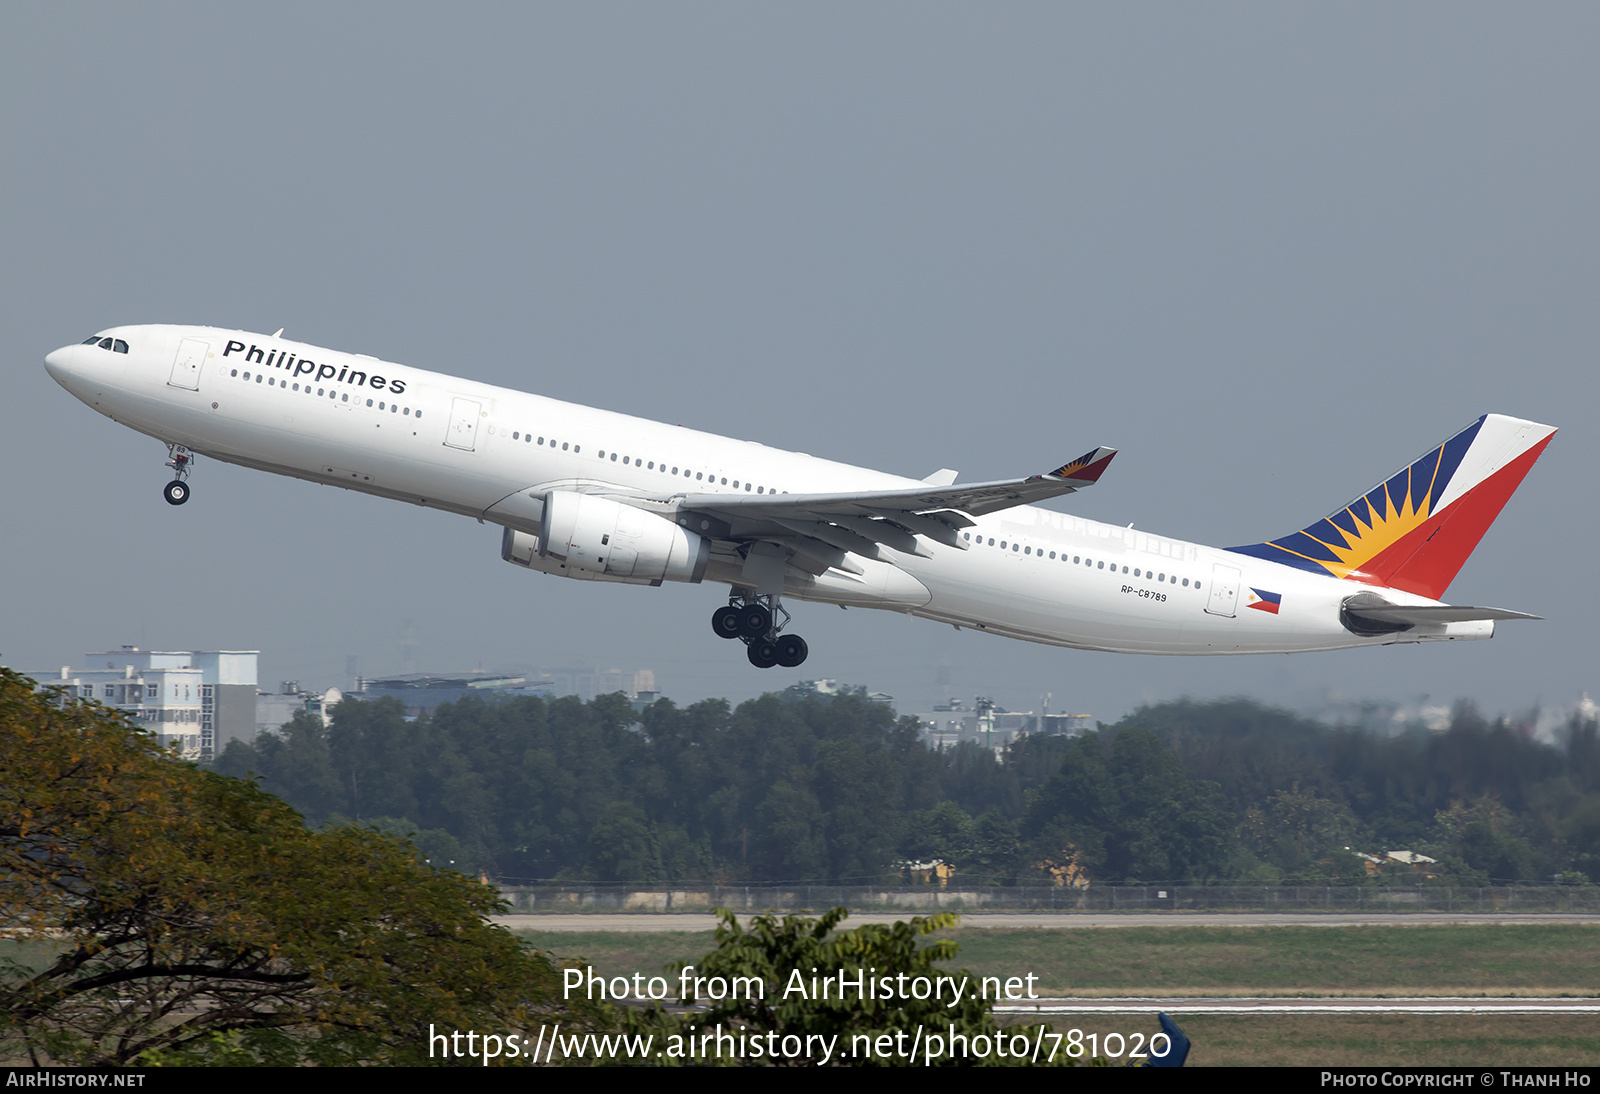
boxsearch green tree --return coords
[1241,786,1362,878]
[0,668,597,1065]
[619,908,1082,1066]
[1024,728,1236,883]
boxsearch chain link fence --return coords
[498,883,1600,915]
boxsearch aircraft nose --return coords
[44,344,76,384]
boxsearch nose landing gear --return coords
[162,443,194,505]
[711,593,808,668]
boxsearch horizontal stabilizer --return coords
[1344,603,1540,625]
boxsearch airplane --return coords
[44,325,1555,669]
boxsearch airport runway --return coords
[498,912,1600,931]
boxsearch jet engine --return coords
[501,491,709,586]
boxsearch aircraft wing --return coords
[666,446,1115,570]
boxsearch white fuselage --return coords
[45,324,1491,655]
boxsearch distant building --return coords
[255,681,345,736]
[785,679,895,704]
[914,697,1091,753]
[528,666,657,704]
[355,672,553,716]
[1355,850,1439,877]
[34,647,258,762]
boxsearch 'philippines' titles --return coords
[223,340,407,395]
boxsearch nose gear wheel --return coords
[161,443,195,504]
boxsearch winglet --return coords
[1048,446,1117,484]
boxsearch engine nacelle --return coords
[501,492,710,586]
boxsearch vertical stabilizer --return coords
[1228,414,1555,599]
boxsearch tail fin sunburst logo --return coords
[1228,415,1555,600]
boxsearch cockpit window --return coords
[97,338,113,350]
[113,339,128,353]
[82,335,100,344]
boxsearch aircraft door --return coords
[168,338,208,390]
[1205,564,1241,617]
[445,396,481,451]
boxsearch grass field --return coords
[514,923,1600,1066]
[515,923,1600,996]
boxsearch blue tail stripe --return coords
[1267,530,1344,563]
[1303,518,1352,550]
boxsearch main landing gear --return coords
[712,593,809,669]
[162,443,194,505]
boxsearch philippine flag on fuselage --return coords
[1246,588,1282,614]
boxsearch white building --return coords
[37,647,258,762]
[915,698,1091,753]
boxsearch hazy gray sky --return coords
[3,4,1595,723]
